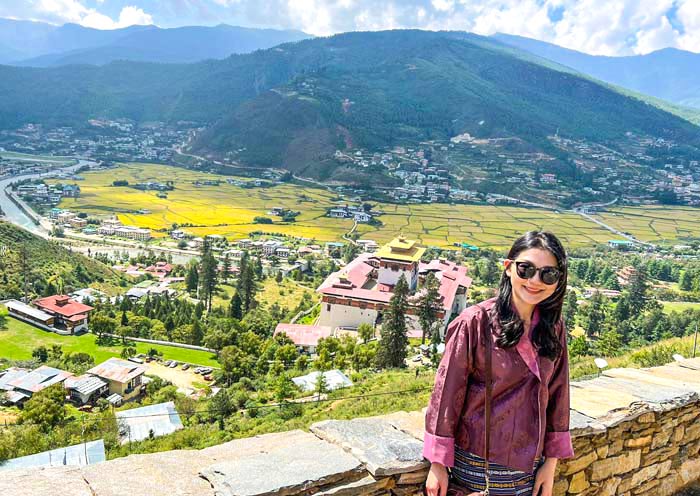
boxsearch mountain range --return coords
[0,18,310,66]
[493,33,700,110]
[0,29,699,181]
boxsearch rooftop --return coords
[273,324,334,347]
[87,358,146,384]
[4,299,54,322]
[65,375,108,396]
[33,295,94,318]
[318,253,471,314]
[375,236,426,263]
[5,365,73,394]
[115,401,183,444]
[0,440,105,471]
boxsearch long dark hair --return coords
[494,231,567,360]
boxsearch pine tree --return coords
[230,292,243,319]
[254,256,264,280]
[199,241,218,312]
[562,289,578,334]
[628,267,648,315]
[375,274,409,368]
[185,263,199,293]
[418,271,441,345]
[680,270,693,291]
[222,253,231,284]
[582,292,607,338]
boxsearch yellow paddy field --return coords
[52,163,700,249]
[592,206,700,245]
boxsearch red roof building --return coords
[316,238,472,340]
[33,295,94,334]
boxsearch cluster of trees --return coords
[0,222,123,301]
[569,266,700,358]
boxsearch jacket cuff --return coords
[422,432,455,467]
[544,431,574,459]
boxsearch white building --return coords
[316,237,471,339]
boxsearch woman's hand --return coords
[532,458,558,496]
[425,463,483,496]
[425,462,449,496]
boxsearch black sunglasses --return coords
[512,260,562,285]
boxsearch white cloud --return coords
[4,0,700,54]
[30,0,152,30]
[676,0,700,52]
[634,15,679,54]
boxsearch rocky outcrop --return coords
[4,358,700,495]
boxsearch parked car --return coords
[164,360,172,367]
[169,361,178,368]
[181,364,190,370]
[203,374,213,381]
[199,367,213,375]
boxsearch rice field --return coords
[592,206,700,245]
[51,163,700,250]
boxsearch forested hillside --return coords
[0,30,698,179]
[0,221,124,299]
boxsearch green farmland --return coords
[50,162,700,250]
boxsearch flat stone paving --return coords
[310,418,428,477]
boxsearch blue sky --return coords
[3,0,700,56]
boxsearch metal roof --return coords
[87,358,146,384]
[4,300,54,322]
[5,391,30,404]
[115,401,183,444]
[67,375,108,396]
[292,369,353,393]
[0,368,29,392]
[6,366,73,394]
[0,440,105,471]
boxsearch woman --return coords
[424,231,574,496]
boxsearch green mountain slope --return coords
[0,30,698,179]
[0,221,124,299]
[192,31,700,175]
[493,33,700,110]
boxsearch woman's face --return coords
[503,248,560,310]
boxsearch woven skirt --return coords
[450,446,543,496]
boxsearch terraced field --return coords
[51,163,700,249]
[593,206,700,245]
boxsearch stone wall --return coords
[4,359,700,496]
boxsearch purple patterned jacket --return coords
[423,297,574,473]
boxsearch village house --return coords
[316,237,471,338]
[262,240,283,257]
[33,295,94,334]
[328,208,348,218]
[356,239,379,253]
[273,323,334,354]
[145,261,173,278]
[354,212,372,223]
[86,358,146,403]
[4,300,55,331]
[65,375,109,405]
[1,365,74,406]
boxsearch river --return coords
[0,158,86,236]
